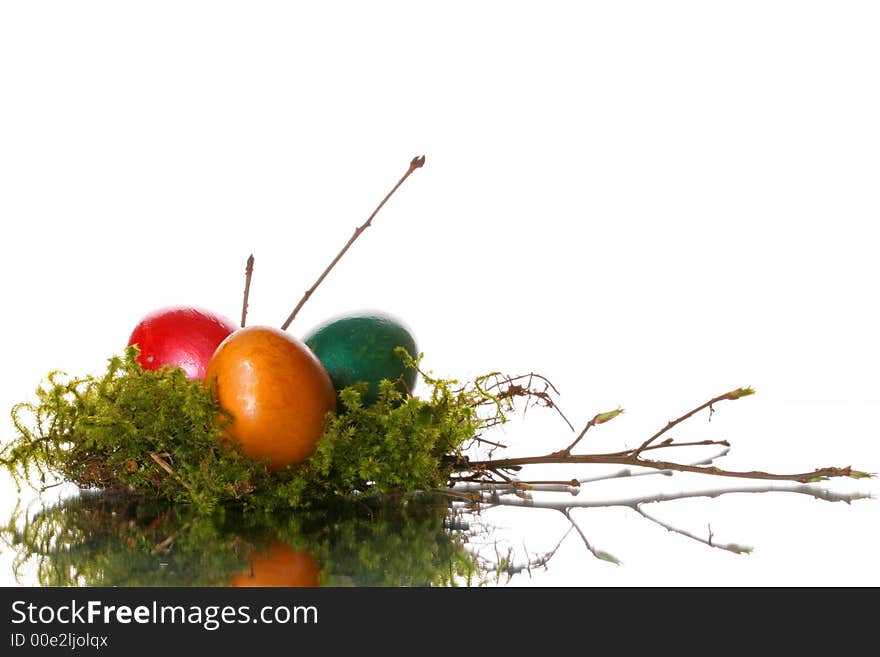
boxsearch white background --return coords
[1,1,878,586]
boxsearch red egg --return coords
[128,306,238,380]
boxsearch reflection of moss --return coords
[0,491,482,587]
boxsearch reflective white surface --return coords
[1,1,878,586]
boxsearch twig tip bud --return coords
[594,408,624,424]
[724,387,755,400]
[848,470,874,480]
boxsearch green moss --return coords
[0,491,481,587]
[1,346,492,513]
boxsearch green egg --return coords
[303,311,418,405]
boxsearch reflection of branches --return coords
[1,490,477,587]
[455,481,871,574]
[474,527,575,583]
[632,507,750,555]
[470,482,870,510]
[560,508,620,564]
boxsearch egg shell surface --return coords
[204,326,337,471]
[303,311,418,405]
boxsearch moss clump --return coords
[1,346,488,513]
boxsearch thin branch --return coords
[464,451,855,484]
[571,439,730,461]
[631,388,752,458]
[639,438,730,452]
[475,372,575,432]
[149,452,191,493]
[240,254,254,328]
[459,386,861,485]
[280,155,426,330]
[557,408,623,456]
[558,416,599,456]
[456,444,734,491]
[466,436,508,450]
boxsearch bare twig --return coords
[631,387,753,457]
[280,155,426,330]
[474,372,575,432]
[149,452,192,493]
[240,254,254,328]
[459,386,861,485]
[464,452,855,484]
[454,445,735,493]
[557,408,624,456]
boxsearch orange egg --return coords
[204,326,336,470]
[229,540,321,587]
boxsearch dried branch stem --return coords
[280,155,426,330]
[461,387,857,485]
[149,452,192,493]
[559,414,601,456]
[240,254,254,328]
[631,390,743,457]
[464,451,853,484]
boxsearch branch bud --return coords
[593,409,624,424]
[724,387,755,400]
[847,470,874,479]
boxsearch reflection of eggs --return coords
[303,311,418,405]
[128,306,237,380]
[229,541,320,587]
[204,326,336,470]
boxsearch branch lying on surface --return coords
[457,386,871,486]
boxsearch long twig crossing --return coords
[280,155,426,330]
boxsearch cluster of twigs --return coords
[428,371,871,567]
[449,377,865,490]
